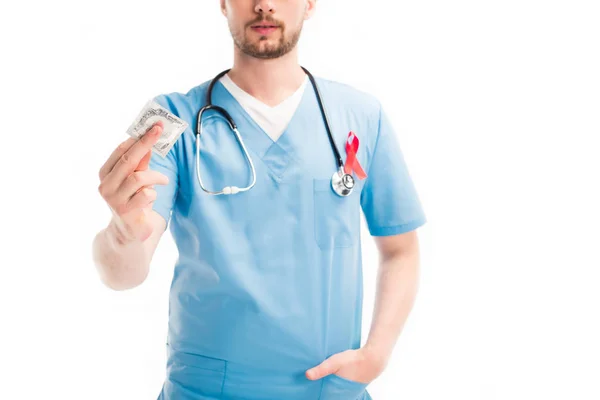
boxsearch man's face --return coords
[221,0,316,59]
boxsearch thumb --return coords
[305,352,345,380]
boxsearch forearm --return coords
[92,216,151,291]
[364,248,420,364]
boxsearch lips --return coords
[251,24,279,35]
[251,24,278,28]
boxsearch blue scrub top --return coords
[149,75,427,400]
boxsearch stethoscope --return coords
[195,66,355,197]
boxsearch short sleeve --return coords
[148,94,179,229]
[360,103,427,236]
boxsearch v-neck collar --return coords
[213,76,312,151]
[209,76,318,182]
[220,73,309,112]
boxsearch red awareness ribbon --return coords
[343,131,367,180]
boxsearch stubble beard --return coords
[231,22,303,59]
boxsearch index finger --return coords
[136,149,152,172]
[99,136,137,180]
[99,121,164,181]
[107,121,164,184]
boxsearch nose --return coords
[254,0,276,14]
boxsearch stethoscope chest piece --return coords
[331,167,355,197]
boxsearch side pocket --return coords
[313,178,359,250]
[163,345,226,399]
[320,373,368,400]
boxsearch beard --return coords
[230,16,303,59]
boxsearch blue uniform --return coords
[149,75,427,400]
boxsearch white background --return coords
[1,0,599,399]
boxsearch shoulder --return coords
[312,75,386,157]
[153,79,213,118]
[313,75,382,119]
[149,79,213,157]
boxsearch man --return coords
[93,1,427,399]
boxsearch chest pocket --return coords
[313,177,361,250]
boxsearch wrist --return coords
[107,217,136,247]
[362,341,391,368]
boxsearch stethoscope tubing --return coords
[196,67,351,196]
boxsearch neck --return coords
[226,47,307,107]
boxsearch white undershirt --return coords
[219,74,309,142]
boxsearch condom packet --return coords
[126,99,189,158]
